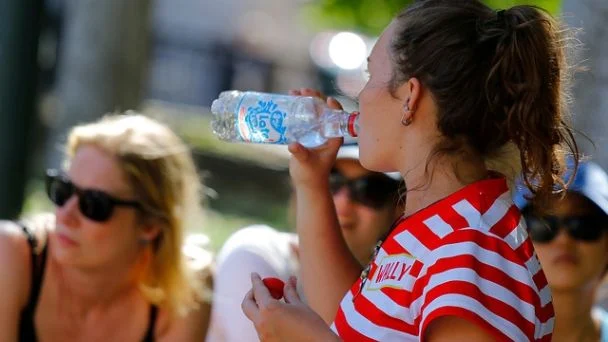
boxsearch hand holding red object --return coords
[263,277,285,300]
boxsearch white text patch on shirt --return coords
[367,253,416,291]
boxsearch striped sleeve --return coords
[415,228,551,342]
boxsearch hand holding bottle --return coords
[287,89,344,192]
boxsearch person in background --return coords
[0,113,213,341]
[206,143,402,342]
[514,158,608,342]
[241,0,580,340]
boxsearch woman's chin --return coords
[547,275,587,293]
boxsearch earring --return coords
[401,98,415,126]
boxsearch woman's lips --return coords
[553,253,578,264]
[56,232,78,247]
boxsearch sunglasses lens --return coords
[46,175,73,207]
[566,216,605,241]
[330,171,398,209]
[329,173,346,194]
[351,179,379,208]
[80,190,114,222]
[526,215,558,243]
[525,212,607,243]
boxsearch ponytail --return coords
[482,6,579,210]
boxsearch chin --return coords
[49,236,82,265]
[547,275,587,292]
[358,147,382,173]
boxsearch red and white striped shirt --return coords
[331,177,554,341]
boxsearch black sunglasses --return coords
[45,169,141,222]
[524,211,608,243]
[329,170,400,209]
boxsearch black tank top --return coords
[17,223,158,342]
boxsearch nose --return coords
[55,194,80,229]
[552,226,575,245]
[333,187,355,215]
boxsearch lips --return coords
[55,231,78,246]
[553,253,578,264]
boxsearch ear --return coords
[139,219,162,243]
[407,77,422,110]
[395,77,422,110]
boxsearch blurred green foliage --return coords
[302,0,562,36]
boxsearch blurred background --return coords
[1,0,606,251]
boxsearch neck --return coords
[401,152,488,218]
[551,287,600,342]
[50,247,150,311]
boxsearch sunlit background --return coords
[1,0,606,250]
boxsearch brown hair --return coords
[389,0,579,209]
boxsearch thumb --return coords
[326,96,344,111]
[324,137,343,155]
[288,142,310,162]
[283,276,301,304]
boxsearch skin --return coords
[333,158,399,265]
[242,20,496,342]
[0,145,210,341]
[531,192,608,342]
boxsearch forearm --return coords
[295,188,361,323]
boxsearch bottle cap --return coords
[348,112,359,137]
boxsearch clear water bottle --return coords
[210,90,359,148]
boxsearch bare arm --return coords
[288,89,363,323]
[423,316,496,342]
[292,162,361,323]
[0,221,33,342]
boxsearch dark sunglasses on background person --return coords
[45,169,141,222]
[523,210,608,243]
[329,170,400,209]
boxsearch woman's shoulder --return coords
[215,225,297,264]
[0,219,38,310]
[0,217,39,264]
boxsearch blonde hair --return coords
[66,111,206,317]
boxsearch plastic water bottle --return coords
[210,90,359,148]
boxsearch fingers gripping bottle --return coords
[210,90,359,148]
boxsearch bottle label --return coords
[235,93,291,144]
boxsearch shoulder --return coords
[0,219,34,269]
[416,227,551,341]
[155,301,212,342]
[215,225,297,268]
[0,220,34,310]
[420,225,538,288]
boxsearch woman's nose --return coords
[552,226,575,245]
[333,187,355,210]
[55,195,80,227]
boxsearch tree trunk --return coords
[45,0,151,168]
[0,0,43,218]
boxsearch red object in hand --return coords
[262,277,285,300]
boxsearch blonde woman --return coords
[0,113,212,341]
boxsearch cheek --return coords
[355,207,392,239]
[580,242,608,273]
[88,216,139,250]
